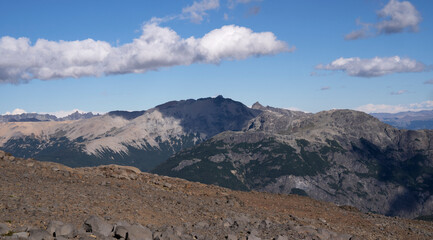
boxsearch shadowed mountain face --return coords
[108,110,146,120]
[371,110,433,130]
[153,107,433,218]
[155,96,261,138]
[0,96,260,171]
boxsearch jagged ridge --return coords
[153,107,433,218]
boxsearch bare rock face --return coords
[153,108,433,218]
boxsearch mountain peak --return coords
[252,102,265,110]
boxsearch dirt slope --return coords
[1,151,432,239]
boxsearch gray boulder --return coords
[28,229,52,240]
[12,232,30,238]
[54,237,68,240]
[113,223,152,240]
[0,223,10,235]
[153,231,180,240]
[56,224,74,238]
[114,226,128,239]
[47,220,63,236]
[83,215,113,237]
[124,224,152,240]
[193,221,209,229]
[47,220,75,237]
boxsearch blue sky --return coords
[0,0,432,116]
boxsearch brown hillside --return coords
[1,151,432,239]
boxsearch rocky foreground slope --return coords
[154,105,433,218]
[1,151,433,240]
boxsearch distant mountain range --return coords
[1,97,433,218]
[0,111,99,122]
[3,106,433,130]
[371,110,433,130]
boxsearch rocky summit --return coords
[1,151,433,239]
[153,106,433,219]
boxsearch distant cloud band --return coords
[0,23,291,84]
[357,101,433,113]
[316,56,426,77]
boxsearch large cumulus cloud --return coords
[0,23,290,84]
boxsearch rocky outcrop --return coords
[1,216,358,240]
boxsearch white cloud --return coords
[345,0,421,40]
[344,19,373,40]
[390,89,408,95]
[5,108,27,115]
[0,23,290,84]
[316,56,426,77]
[248,6,261,16]
[344,29,368,40]
[357,101,433,113]
[228,0,262,9]
[376,0,421,34]
[182,0,220,23]
[284,107,309,113]
[44,109,86,118]
[320,86,330,91]
[0,37,111,83]
[198,25,292,62]
[424,79,433,85]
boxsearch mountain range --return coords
[371,110,433,130]
[154,102,433,218]
[0,111,99,122]
[1,96,433,219]
[0,96,258,170]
